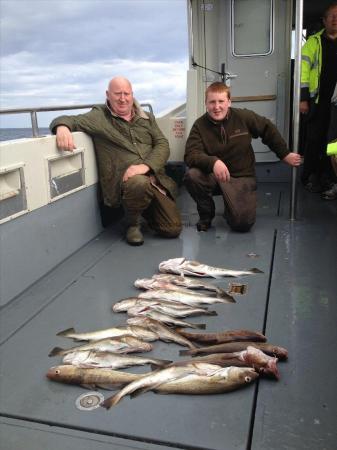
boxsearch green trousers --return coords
[121,174,182,238]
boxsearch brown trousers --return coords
[121,174,182,238]
[184,168,257,232]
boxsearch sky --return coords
[0,0,189,127]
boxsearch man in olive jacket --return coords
[50,76,182,245]
[184,82,301,232]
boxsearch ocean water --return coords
[0,128,51,142]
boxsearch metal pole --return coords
[290,0,303,220]
[30,111,39,137]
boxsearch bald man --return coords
[50,77,182,245]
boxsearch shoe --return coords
[196,220,212,232]
[321,184,337,200]
[126,226,144,245]
[303,181,323,193]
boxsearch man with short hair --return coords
[300,2,337,197]
[184,82,301,232]
[50,76,182,245]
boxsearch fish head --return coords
[227,366,259,384]
[159,257,185,273]
[46,365,79,383]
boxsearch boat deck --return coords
[1,182,336,450]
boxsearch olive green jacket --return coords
[50,102,177,207]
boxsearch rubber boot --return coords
[125,212,144,246]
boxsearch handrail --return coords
[0,103,154,137]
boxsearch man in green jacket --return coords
[50,77,182,245]
[184,82,301,232]
[300,2,337,196]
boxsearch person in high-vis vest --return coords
[300,2,337,197]
[323,83,337,199]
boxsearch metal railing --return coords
[0,103,154,137]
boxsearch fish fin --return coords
[101,394,118,410]
[179,349,193,356]
[81,384,97,390]
[250,268,264,274]
[205,310,217,316]
[48,347,64,357]
[193,323,206,330]
[56,327,75,337]
[220,294,236,303]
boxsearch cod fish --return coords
[56,325,159,342]
[48,335,153,357]
[102,363,258,408]
[127,305,206,329]
[175,328,266,345]
[127,316,197,349]
[63,350,171,370]
[152,273,232,299]
[173,347,279,379]
[113,298,212,316]
[159,257,263,278]
[135,278,195,294]
[180,341,288,360]
[46,365,144,390]
[139,289,235,305]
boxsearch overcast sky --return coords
[0,0,189,127]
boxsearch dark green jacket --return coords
[184,108,290,177]
[50,103,178,207]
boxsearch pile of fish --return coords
[46,257,288,410]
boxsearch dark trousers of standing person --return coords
[301,101,336,191]
[121,174,182,237]
[184,168,257,232]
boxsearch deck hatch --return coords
[0,165,27,222]
[47,151,86,200]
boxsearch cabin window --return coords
[0,166,27,222]
[231,0,274,57]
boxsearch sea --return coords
[0,128,51,142]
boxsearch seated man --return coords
[50,76,182,246]
[184,82,301,232]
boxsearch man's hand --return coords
[213,159,230,183]
[283,152,302,167]
[300,101,309,115]
[56,126,76,152]
[123,164,150,182]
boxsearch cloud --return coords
[0,0,189,126]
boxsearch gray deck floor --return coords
[1,183,336,450]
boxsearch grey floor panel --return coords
[0,216,273,450]
[251,215,337,449]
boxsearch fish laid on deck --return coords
[62,350,171,370]
[101,363,258,409]
[180,341,288,360]
[126,316,197,349]
[56,325,159,342]
[112,298,214,317]
[175,328,266,344]
[159,257,263,278]
[138,288,235,305]
[152,273,232,298]
[167,346,279,379]
[46,365,144,390]
[48,335,153,357]
[126,306,206,329]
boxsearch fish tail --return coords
[192,323,206,330]
[48,347,64,357]
[56,327,75,337]
[205,310,217,316]
[179,349,194,356]
[101,393,120,410]
[250,268,264,274]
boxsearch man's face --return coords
[206,91,231,122]
[323,6,337,35]
[106,79,133,118]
